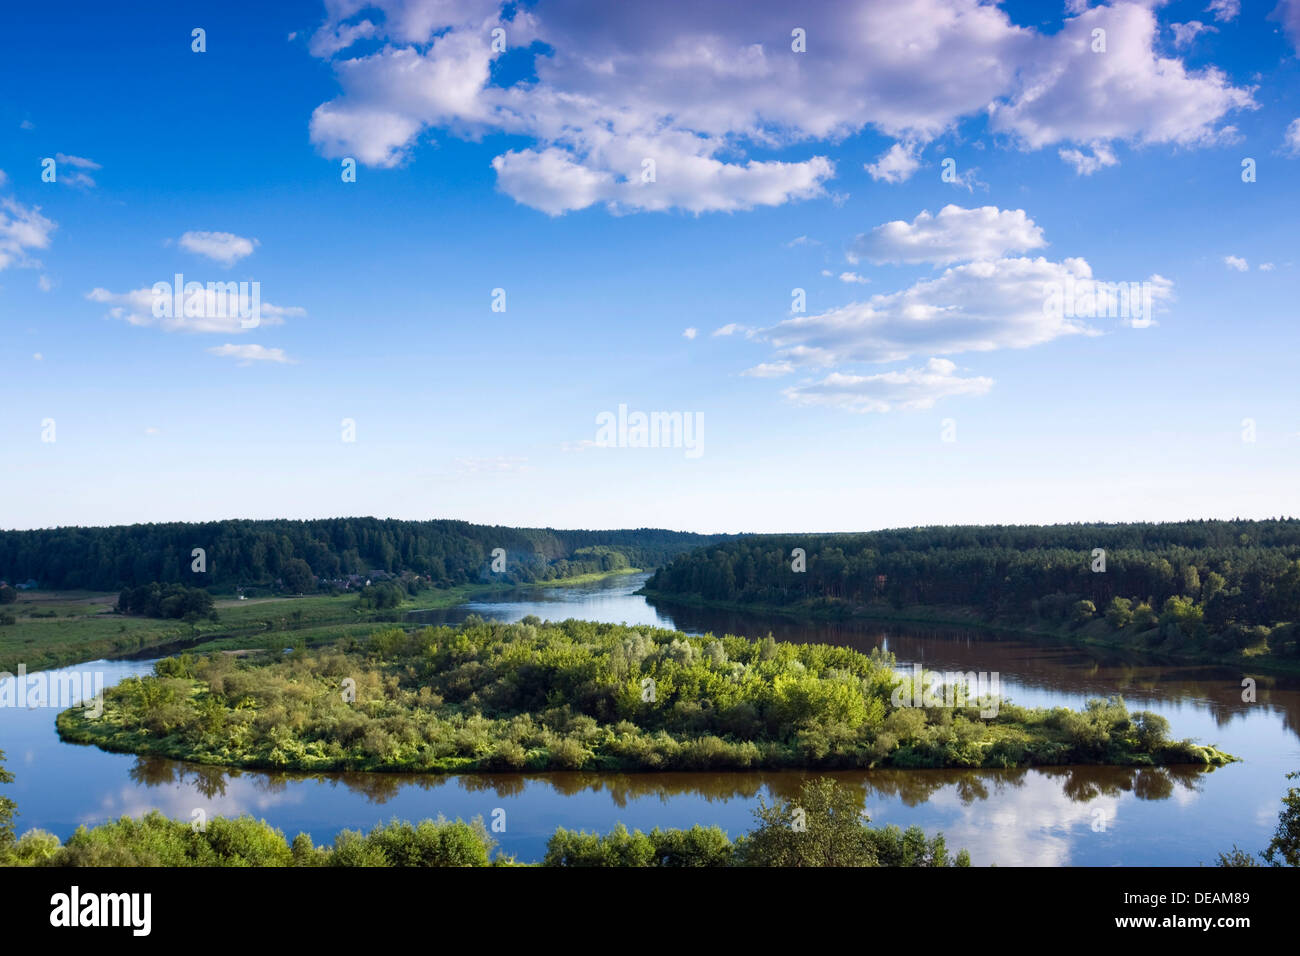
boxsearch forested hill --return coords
[645,520,1300,656]
[0,519,728,592]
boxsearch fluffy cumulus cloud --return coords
[987,3,1254,150]
[782,358,993,413]
[0,197,56,269]
[1224,255,1248,271]
[179,231,258,266]
[304,0,1253,214]
[763,256,1112,368]
[850,205,1046,265]
[865,142,922,183]
[207,344,296,365]
[86,285,304,334]
[738,204,1171,410]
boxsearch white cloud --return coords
[839,272,870,284]
[1284,118,1300,156]
[741,361,794,378]
[682,327,698,339]
[1224,255,1248,271]
[712,323,753,337]
[786,235,820,247]
[865,142,921,183]
[492,145,834,216]
[1276,0,1300,54]
[0,197,57,270]
[1206,0,1240,22]
[1259,262,1276,271]
[38,274,52,291]
[55,153,100,169]
[310,18,378,57]
[53,153,101,188]
[988,3,1254,156]
[1170,21,1217,49]
[0,169,7,187]
[179,231,259,266]
[851,205,1046,266]
[764,256,1121,367]
[782,358,993,413]
[86,286,303,334]
[731,205,1171,411]
[1059,142,1119,176]
[304,0,1252,214]
[32,352,42,361]
[207,344,296,364]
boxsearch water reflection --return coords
[119,755,1214,810]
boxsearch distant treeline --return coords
[646,520,1300,656]
[0,518,726,592]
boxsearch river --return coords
[4,571,1298,865]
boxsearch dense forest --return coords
[0,518,726,592]
[58,617,1232,773]
[644,520,1300,657]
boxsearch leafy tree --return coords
[1131,602,1158,629]
[1217,769,1300,867]
[0,749,15,855]
[281,558,317,594]
[117,582,214,620]
[357,582,405,610]
[1263,771,1300,867]
[1071,599,1097,625]
[1160,595,1203,638]
[736,777,878,867]
[1105,597,1133,629]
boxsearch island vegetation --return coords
[57,618,1233,773]
[643,520,1300,669]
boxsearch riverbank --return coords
[639,588,1300,677]
[0,568,648,674]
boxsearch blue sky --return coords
[1,0,1298,533]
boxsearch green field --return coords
[0,570,641,674]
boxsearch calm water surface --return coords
[4,572,1298,866]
